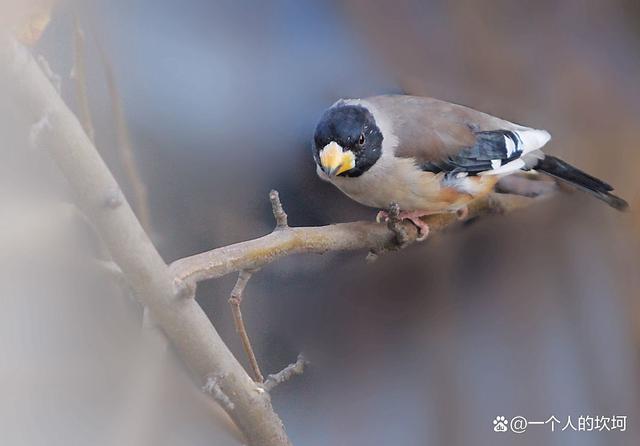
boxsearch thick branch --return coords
[0,36,290,446]
[170,193,532,286]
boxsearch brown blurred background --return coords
[1,0,639,445]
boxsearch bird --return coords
[312,95,628,240]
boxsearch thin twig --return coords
[229,270,264,383]
[262,354,308,392]
[71,16,95,142]
[269,190,288,228]
[95,39,154,235]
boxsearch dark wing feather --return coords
[364,95,532,176]
[421,130,523,175]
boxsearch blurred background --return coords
[1,0,639,445]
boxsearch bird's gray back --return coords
[362,95,520,165]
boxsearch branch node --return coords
[29,108,53,150]
[262,354,308,392]
[203,375,235,411]
[174,277,197,299]
[104,190,123,209]
[269,190,288,229]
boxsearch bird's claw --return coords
[376,209,431,242]
[404,216,430,241]
[375,210,389,224]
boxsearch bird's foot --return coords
[376,209,433,242]
[375,210,389,223]
[398,211,432,241]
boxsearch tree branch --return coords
[229,269,264,383]
[170,193,532,287]
[0,35,291,446]
[263,354,308,392]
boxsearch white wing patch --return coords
[483,158,526,175]
[480,128,551,176]
[504,135,517,157]
[515,128,551,153]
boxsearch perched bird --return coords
[312,95,628,239]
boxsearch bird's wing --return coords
[364,95,550,177]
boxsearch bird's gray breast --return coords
[317,155,442,210]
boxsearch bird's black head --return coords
[312,104,383,178]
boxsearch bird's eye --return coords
[358,133,365,145]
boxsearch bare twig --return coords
[229,270,264,383]
[71,17,95,142]
[0,35,291,446]
[263,354,308,392]
[95,39,154,234]
[269,190,288,228]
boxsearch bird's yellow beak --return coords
[319,141,355,177]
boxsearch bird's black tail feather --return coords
[536,155,629,211]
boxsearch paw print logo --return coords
[493,416,508,432]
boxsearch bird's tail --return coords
[535,155,628,211]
